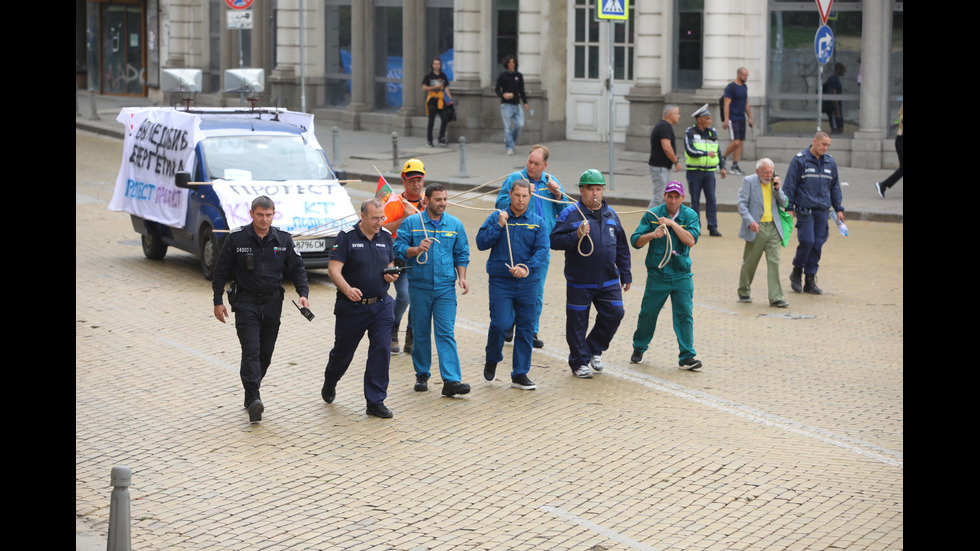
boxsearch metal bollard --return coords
[107,465,132,551]
[457,136,468,178]
[332,126,340,166]
[89,90,101,121]
[391,132,399,171]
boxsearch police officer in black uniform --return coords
[213,195,310,423]
[321,198,399,418]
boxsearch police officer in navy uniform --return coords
[321,198,399,418]
[213,195,310,424]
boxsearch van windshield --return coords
[200,135,336,181]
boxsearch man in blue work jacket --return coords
[478,179,549,390]
[550,169,632,379]
[394,183,472,397]
[495,144,565,349]
[321,198,399,419]
[781,131,845,295]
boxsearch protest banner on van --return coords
[109,108,203,227]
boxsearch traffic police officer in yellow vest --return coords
[684,104,727,236]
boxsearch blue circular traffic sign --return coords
[814,25,834,65]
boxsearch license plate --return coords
[294,239,326,253]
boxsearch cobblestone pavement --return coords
[77,130,902,550]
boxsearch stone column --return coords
[343,0,374,128]
[397,0,424,132]
[625,4,669,152]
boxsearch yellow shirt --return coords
[760,181,773,223]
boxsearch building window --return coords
[324,0,352,107]
[375,2,403,111]
[767,0,863,135]
[493,0,519,74]
[675,0,702,91]
[572,0,599,80]
[425,1,454,82]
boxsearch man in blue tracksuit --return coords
[495,144,565,348]
[394,183,472,397]
[550,169,632,379]
[781,131,845,295]
[478,179,550,390]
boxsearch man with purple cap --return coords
[629,180,703,370]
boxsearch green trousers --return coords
[738,221,784,304]
[631,271,696,362]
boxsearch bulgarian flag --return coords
[376,175,397,205]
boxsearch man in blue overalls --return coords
[478,179,550,390]
[395,184,472,397]
[550,169,632,379]
[495,144,565,349]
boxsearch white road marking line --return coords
[158,337,238,373]
[541,506,660,551]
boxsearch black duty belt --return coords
[237,291,283,304]
[350,295,385,305]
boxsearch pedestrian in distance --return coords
[495,54,529,156]
[648,104,683,208]
[422,57,452,147]
[722,67,754,176]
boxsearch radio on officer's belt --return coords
[292,300,315,321]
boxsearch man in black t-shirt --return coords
[648,104,683,208]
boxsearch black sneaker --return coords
[709,228,723,237]
[248,399,264,423]
[730,165,744,175]
[414,374,429,392]
[739,295,752,303]
[321,382,336,404]
[630,349,643,363]
[770,300,789,308]
[679,358,703,371]
[484,362,497,383]
[875,182,885,198]
[504,326,514,342]
[366,403,394,418]
[441,380,471,396]
[532,333,544,348]
[511,374,537,390]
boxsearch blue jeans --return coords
[500,103,524,150]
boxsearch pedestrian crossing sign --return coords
[598,0,629,21]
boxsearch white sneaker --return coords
[590,355,603,372]
[506,149,515,156]
[573,366,593,379]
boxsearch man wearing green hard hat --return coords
[550,169,632,379]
